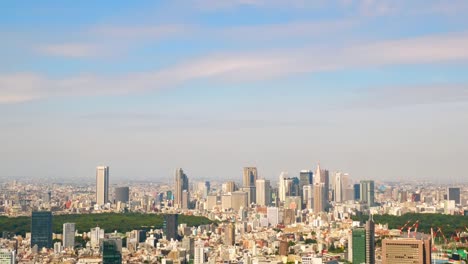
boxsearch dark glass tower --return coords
[164,214,179,241]
[31,211,53,249]
[352,228,366,264]
[102,239,122,264]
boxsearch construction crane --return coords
[399,220,411,234]
[408,220,420,237]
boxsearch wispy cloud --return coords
[36,43,102,58]
[3,32,468,104]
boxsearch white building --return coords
[96,166,109,205]
[194,239,205,264]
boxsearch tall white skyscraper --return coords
[62,223,75,249]
[256,179,271,206]
[334,172,343,203]
[96,166,109,205]
[278,172,288,202]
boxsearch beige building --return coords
[96,166,109,205]
[382,238,431,264]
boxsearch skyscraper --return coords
[102,238,122,264]
[352,228,366,264]
[96,166,109,205]
[313,183,326,213]
[256,179,271,206]
[278,172,289,202]
[164,214,179,241]
[334,172,343,203]
[242,167,258,187]
[315,164,329,205]
[174,168,189,209]
[360,180,375,207]
[31,211,53,249]
[114,187,129,203]
[62,223,75,249]
[224,223,235,246]
[365,216,375,264]
[354,183,361,200]
[303,184,314,210]
[448,187,461,204]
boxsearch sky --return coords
[1,0,468,183]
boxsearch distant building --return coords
[174,168,189,209]
[313,183,326,213]
[448,187,461,204]
[360,180,375,207]
[334,172,343,203]
[222,181,236,193]
[164,214,179,241]
[303,184,314,210]
[224,223,235,246]
[354,184,361,200]
[382,237,431,264]
[314,163,330,204]
[114,187,129,203]
[194,239,205,264]
[365,216,375,264]
[242,167,258,188]
[102,238,122,264]
[267,207,279,227]
[31,211,53,249]
[256,179,271,206]
[90,226,105,248]
[279,240,289,256]
[96,166,110,205]
[62,223,75,249]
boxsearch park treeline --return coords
[352,213,468,238]
[0,213,214,236]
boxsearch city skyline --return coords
[1,1,468,183]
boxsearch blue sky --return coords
[1,0,468,183]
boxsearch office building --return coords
[164,214,179,241]
[382,237,431,264]
[242,167,257,187]
[278,172,288,202]
[334,172,343,203]
[114,187,129,203]
[224,223,235,246]
[360,180,375,207]
[448,187,461,204]
[31,211,53,249]
[365,216,375,264]
[315,164,329,204]
[90,227,105,248]
[181,236,195,259]
[231,191,248,211]
[174,168,189,209]
[352,228,366,264]
[354,183,361,200]
[313,183,326,213]
[303,184,314,210]
[267,207,279,227]
[62,223,75,249]
[222,181,236,193]
[256,179,271,206]
[96,166,110,205]
[102,238,122,264]
[182,190,190,209]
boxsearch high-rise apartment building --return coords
[31,211,53,249]
[382,237,431,264]
[243,167,258,187]
[360,180,375,207]
[62,223,75,249]
[448,187,461,204]
[114,187,129,203]
[96,166,109,205]
[256,179,271,206]
[194,239,205,264]
[164,214,179,241]
[174,168,189,209]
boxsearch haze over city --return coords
[2,1,468,182]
